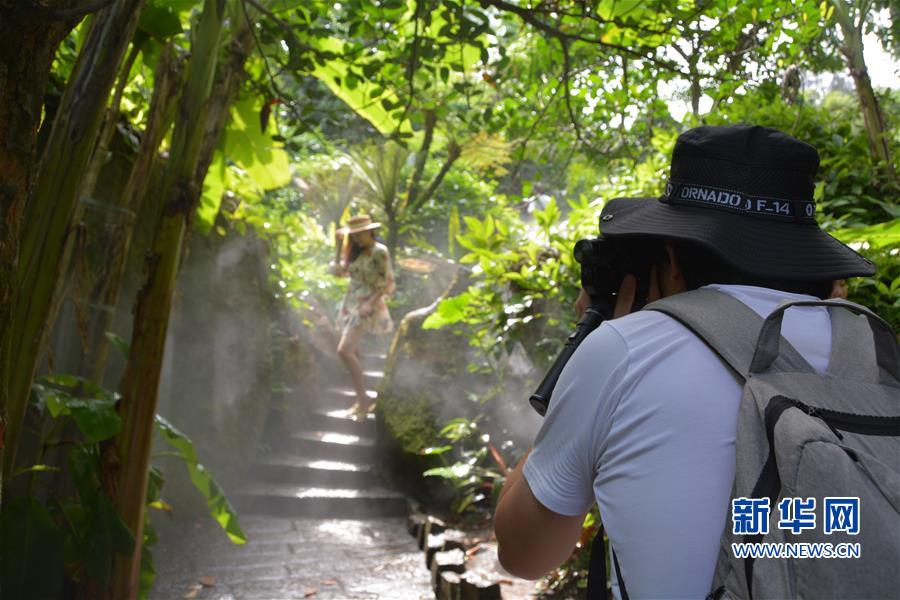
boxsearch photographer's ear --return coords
[662,241,687,296]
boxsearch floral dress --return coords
[337,242,395,334]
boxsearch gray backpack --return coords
[648,289,900,600]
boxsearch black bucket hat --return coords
[599,125,876,281]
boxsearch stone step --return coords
[252,454,375,488]
[316,387,380,412]
[304,407,376,437]
[235,484,409,519]
[328,368,384,385]
[284,430,377,463]
[321,386,379,403]
[360,368,385,384]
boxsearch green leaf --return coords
[423,463,472,479]
[45,373,80,387]
[419,445,452,455]
[67,398,121,442]
[521,180,532,197]
[813,180,825,201]
[0,498,65,599]
[438,417,477,440]
[84,493,135,586]
[833,218,900,249]
[147,466,165,503]
[422,292,472,329]
[44,389,68,418]
[155,415,246,544]
[138,2,183,39]
[197,97,292,234]
[7,464,61,481]
[197,148,226,235]
[69,446,100,506]
[105,331,131,358]
[31,378,121,441]
[309,37,411,135]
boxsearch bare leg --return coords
[337,325,367,415]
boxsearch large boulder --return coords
[376,268,493,509]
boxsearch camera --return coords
[528,234,660,416]
[574,236,660,310]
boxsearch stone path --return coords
[149,348,433,599]
[149,515,432,599]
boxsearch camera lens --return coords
[573,238,594,264]
[574,237,607,265]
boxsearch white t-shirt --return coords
[523,284,832,599]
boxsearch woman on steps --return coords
[331,215,395,420]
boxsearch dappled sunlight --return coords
[294,487,367,499]
[325,408,375,421]
[307,460,365,472]
[326,387,378,399]
[317,432,362,445]
[316,520,369,543]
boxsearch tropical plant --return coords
[0,373,243,599]
[421,417,505,522]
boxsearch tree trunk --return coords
[831,0,897,181]
[188,22,255,235]
[4,0,146,478]
[87,22,253,385]
[83,42,187,385]
[0,1,82,494]
[109,1,234,596]
[386,207,399,256]
[78,40,143,203]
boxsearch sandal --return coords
[352,402,376,421]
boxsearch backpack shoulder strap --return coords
[751,297,899,384]
[826,307,878,381]
[645,288,814,380]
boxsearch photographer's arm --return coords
[495,272,651,580]
[494,452,586,580]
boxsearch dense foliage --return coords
[1,0,897,597]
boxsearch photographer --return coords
[493,125,880,598]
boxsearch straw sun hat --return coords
[338,214,381,235]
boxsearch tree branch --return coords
[411,140,461,213]
[478,0,685,74]
[510,83,562,180]
[404,108,436,210]
[32,0,115,20]
[242,0,319,55]
[560,38,586,149]
[396,0,421,130]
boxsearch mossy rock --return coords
[376,269,491,510]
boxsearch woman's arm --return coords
[358,246,394,315]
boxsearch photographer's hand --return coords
[613,266,661,318]
[573,288,590,320]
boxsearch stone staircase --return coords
[236,349,410,519]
